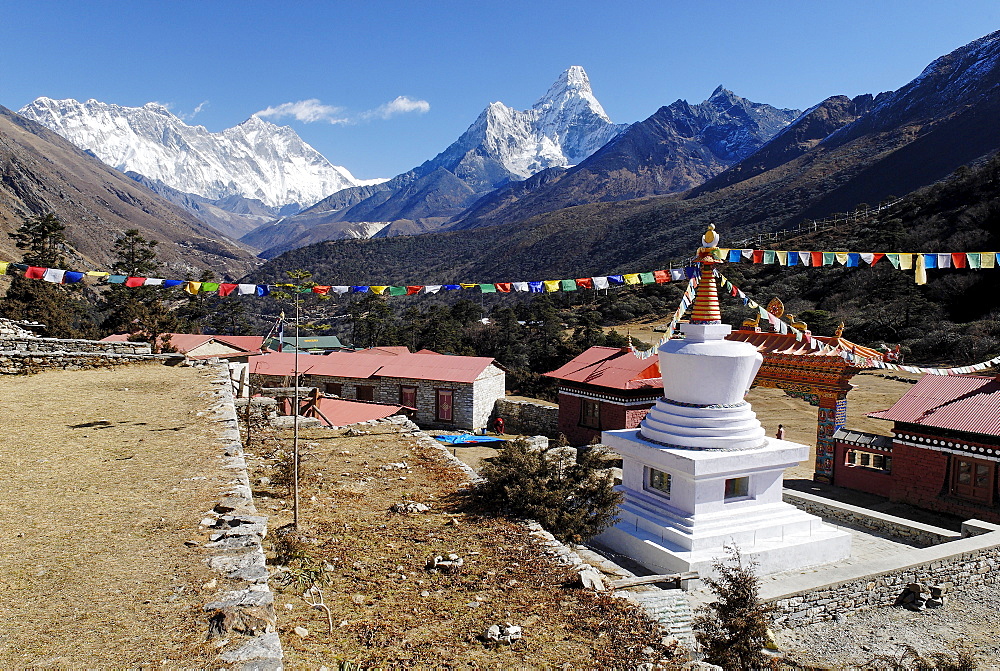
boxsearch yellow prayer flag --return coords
[0,262,8,275]
[623,273,640,285]
[898,254,913,270]
[834,252,849,265]
[983,253,997,269]
[370,286,389,295]
[86,271,110,277]
[459,283,478,289]
[915,253,927,285]
[184,281,202,295]
[543,280,560,292]
[776,251,788,265]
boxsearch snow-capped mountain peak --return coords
[18,97,376,210]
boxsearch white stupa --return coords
[594,226,851,578]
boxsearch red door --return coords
[436,389,453,422]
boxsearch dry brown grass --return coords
[0,363,227,667]
[247,423,685,668]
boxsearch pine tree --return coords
[693,545,774,670]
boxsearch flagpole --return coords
[293,297,300,529]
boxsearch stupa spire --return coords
[690,224,722,325]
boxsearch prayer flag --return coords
[0,262,8,275]
[951,253,967,268]
[388,286,407,296]
[143,278,164,286]
[834,252,849,266]
[576,278,593,289]
[776,251,788,265]
[26,266,47,279]
[63,271,84,283]
[936,254,950,269]
[201,282,220,292]
[728,249,741,263]
[742,249,753,260]
[479,283,497,293]
[810,252,823,267]
[898,254,912,270]
[915,254,927,285]
[219,283,238,297]
[424,285,442,294]
[368,286,388,294]
[860,253,874,265]
[639,272,656,284]
[350,286,369,293]
[494,283,511,293]
[237,284,257,295]
[822,252,835,266]
[787,252,798,267]
[543,280,560,292]
[108,274,128,284]
[460,283,478,290]
[685,267,699,279]
[799,251,811,266]
[967,253,981,269]
[312,285,331,295]
[164,280,185,288]
[528,282,543,293]
[591,277,609,290]
[608,275,625,285]
[847,253,860,267]
[752,250,764,264]
[512,282,530,292]
[10,263,28,271]
[406,286,423,295]
[183,281,202,295]
[623,273,640,285]
[560,279,576,291]
[86,271,110,277]
[443,285,461,291]
[670,269,686,281]
[764,250,776,265]
[924,254,937,269]
[42,268,66,283]
[653,270,669,283]
[331,286,350,294]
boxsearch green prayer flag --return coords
[763,250,776,265]
[560,279,577,291]
[886,253,900,269]
[822,252,835,266]
[201,282,220,292]
[388,286,407,296]
[478,283,496,293]
[638,272,656,285]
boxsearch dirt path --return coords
[0,364,223,667]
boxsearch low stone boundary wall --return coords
[201,364,283,667]
[0,337,151,354]
[493,398,559,437]
[0,350,159,374]
[783,489,962,547]
[760,520,1000,628]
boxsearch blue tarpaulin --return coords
[434,434,506,445]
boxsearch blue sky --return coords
[2,1,997,180]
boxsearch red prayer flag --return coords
[752,250,764,264]
[495,283,512,293]
[406,286,423,295]
[872,253,885,266]
[218,283,238,296]
[653,270,669,283]
[575,278,593,289]
[25,266,46,279]
[952,253,967,268]
[811,251,824,267]
[311,285,331,295]
[125,277,146,288]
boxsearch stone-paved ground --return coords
[772,582,1000,668]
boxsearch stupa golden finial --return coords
[697,224,722,263]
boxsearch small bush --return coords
[471,439,621,543]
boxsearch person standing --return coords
[775,424,786,440]
[493,416,505,435]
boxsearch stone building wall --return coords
[762,523,1000,628]
[493,398,559,437]
[0,335,155,375]
[0,337,151,355]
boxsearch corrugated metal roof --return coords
[101,333,263,355]
[833,428,893,449]
[868,374,1000,437]
[544,346,661,390]
[313,398,405,426]
[248,350,496,384]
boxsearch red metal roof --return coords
[364,346,413,356]
[868,374,1000,437]
[312,398,406,426]
[248,350,496,384]
[544,346,661,390]
[726,331,885,360]
[101,332,264,356]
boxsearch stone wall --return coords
[494,398,559,437]
[783,489,961,547]
[0,337,151,354]
[0,350,157,375]
[761,520,1000,628]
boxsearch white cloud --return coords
[364,96,431,120]
[177,100,209,122]
[255,99,350,124]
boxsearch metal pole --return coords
[293,298,300,529]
